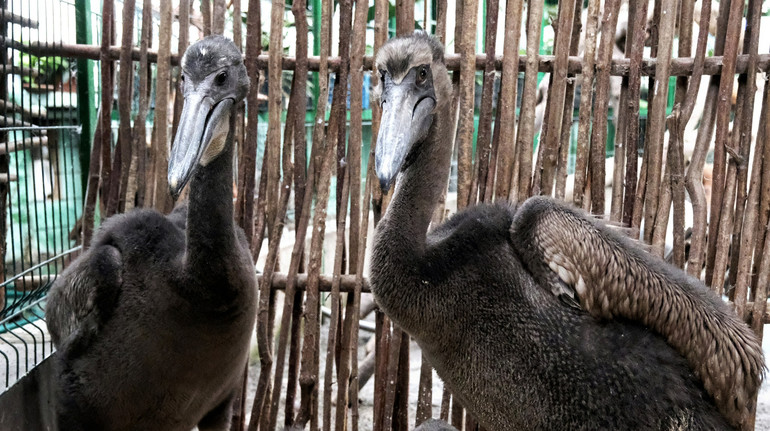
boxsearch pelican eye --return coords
[215,71,228,86]
[418,66,428,81]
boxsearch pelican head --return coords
[168,35,249,198]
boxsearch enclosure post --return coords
[75,0,95,200]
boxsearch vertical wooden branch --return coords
[485,85,504,203]
[233,0,242,50]
[333,1,369,429]
[295,0,332,426]
[537,0,575,197]
[685,0,726,278]
[201,0,212,36]
[212,0,226,34]
[265,61,306,431]
[731,0,762,316]
[266,0,285,249]
[237,0,261,248]
[104,0,135,217]
[435,0,446,43]
[472,0,499,203]
[394,333,410,430]
[728,0,760,293]
[663,0,694,269]
[331,171,352,431]
[240,0,266,428]
[373,313,392,431]
[128,0,153,210]
[265,3,311,425]
[283,0,309,422]
[705,0,745,289]
[587,0,621,215]
[296,112,338,431]
[497,0,523,201]
[371,3,389,428]
[349,157,374,431]
[151,0,174,213]
[83,0,114,246]
[621,0,648,226]
[293,0,309,241]
[646,0,681,253]
[320,6,352,424]
[456,0,478,210]
[396,0,415,36]
[554,0,582,201]
[330,0,352,270]
[750,224,770,330]
[714,0,759,301]
[572,0,600,209]
[247,180,292,431]
[610,75,631,222]
[515,0,544,202]
[172,0,190,140]
[381,325,403,431]
[749,63,770,306]
[750,102,770,335]
[99,4,116,216]
[346,0,365,277]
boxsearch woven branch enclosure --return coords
[4,0,770,429]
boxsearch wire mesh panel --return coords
[0,0,85,390]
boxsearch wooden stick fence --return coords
[17,0,770,428]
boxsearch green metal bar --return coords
[481,0,486,52]
[312,0,321,112]
[431,0,437,34]
[75,0,95,198]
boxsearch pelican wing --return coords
[46,243,122,356]
[509,196,764,430]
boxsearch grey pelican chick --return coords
[370,32,763,431]
[46,35,256,431]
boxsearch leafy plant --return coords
[15,53,70,85]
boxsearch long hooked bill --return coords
[375,82,435,193]
[168,93,233,199]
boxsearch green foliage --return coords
[15,53,70,84]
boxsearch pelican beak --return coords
[375,68,436,193]
[168,92,233,199]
